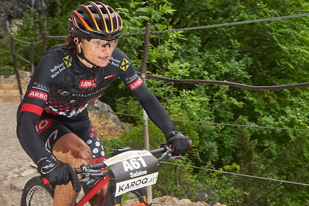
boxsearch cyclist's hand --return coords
[166,131,191,155]
[37,155,81,192]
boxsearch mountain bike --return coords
[20,144,186,206]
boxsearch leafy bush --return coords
[0,66,14,78]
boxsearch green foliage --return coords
[3,8,69,72]
[107,0,309,205]
[5,0,309,204]
[0,31,13,68]
[0,66,14,78]
[100,0,309,204]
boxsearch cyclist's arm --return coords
[16,55,55,164]
[115,52,176,136]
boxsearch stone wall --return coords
[0,70,30,102]
[0,0,48,35]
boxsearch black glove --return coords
[37,155,81,192]
[166,131,191,155]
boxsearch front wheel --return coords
[21,176,54,206]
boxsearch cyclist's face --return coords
[80,38,117,67]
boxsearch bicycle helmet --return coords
[68,1,123,40]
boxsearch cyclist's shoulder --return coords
[32,45,73,85]
[37,45,72,72]
[41,44,72,64]
[108,47,134,75]
[112,47,134,62]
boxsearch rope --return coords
[33,40,44,45]
[47,13,309,38]
[47,35,67,38]
[13,38,31,45]
[12,38,43,45]
[160,161,309,187]
[101,143,309,187]
[14,54,31,64]
[143,74,309,91]
[122,13,309,36]
[105,111,309,132]
[171,119,309,132]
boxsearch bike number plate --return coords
[107,150,159,197]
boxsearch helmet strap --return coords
[77,46,98,69]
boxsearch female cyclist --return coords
[16,2,191,205]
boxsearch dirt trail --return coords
[0,100,37,206]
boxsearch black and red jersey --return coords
[16,45,176,164]
[21,45,147,118]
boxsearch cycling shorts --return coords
[35,117,105,160]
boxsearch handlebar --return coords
[42,143,192,185]
[76,144,173,174]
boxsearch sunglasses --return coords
[86,38,119,50]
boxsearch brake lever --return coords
[79,174,91,184]
[157,145,173,161]
[167,153,185,161]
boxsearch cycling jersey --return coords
[16,45,176,164]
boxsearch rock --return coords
[179,198,192,204]
[123,199,140,206]
[213,203,227,206]
[88,99,130,138]
[21,169,36,177]
[0,0,48,35]
[0,70,30,102]
[124,196,212,206]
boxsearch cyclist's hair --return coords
[61,35,79,55]
[68,1,123,40]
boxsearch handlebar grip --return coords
[171,140,193,152]
[165,139,193,153]
[41,167,77,185]
[150,147,167,155]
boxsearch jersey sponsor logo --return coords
[110,56,121,63]
[58,89,70,96]
[115,172,158,197]
[35,119,53,135]
[128,77,143,91]
[72,86,106,97]
[104,150,152,166]
[79,79,97,89]
[50,63,66,78]
[63,55,72,67]
[32,82,50,93]
[104,74,115,79]
[45,129,58,152]
[28,90,48,101]
[120,58,130,71]
[109,56,121,67]
[125,73,138,84]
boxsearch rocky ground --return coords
[0,100,38,205]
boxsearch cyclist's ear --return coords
[69,167,81,192]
